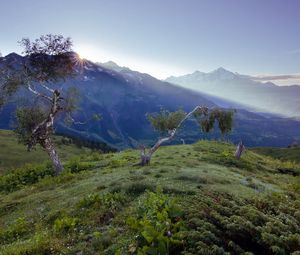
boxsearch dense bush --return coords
[0,163,54,193]
[182,191,300,254]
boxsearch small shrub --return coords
[0,231,62,255]
[124,181,156,196]
[65,157,94,173]
[101,192,128,211]
[110,181,155,196]
[176,173,208,184]
[109,158,128,168]
[77,192,127,211]
[0,217,31,244]
[77,193,101,209]
[53,216,79,234]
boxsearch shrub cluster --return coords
[182,191,300,254]
[0,163,54,193]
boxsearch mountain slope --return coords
[166,68,300,117]
[0,141,299,254]
[1,54,300,148]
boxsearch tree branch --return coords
[148,106,205,156]
[28,84,52,101]
[40,83,55,93]
[66,112,87,125]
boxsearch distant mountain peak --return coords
[99,61,130,72]
[5,52,20,58]
[192,70,205,75]
[211,67,233,74]
[3,52,22,60]
[102,60,120,68]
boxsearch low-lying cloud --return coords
[251,74,300,86]
[253,74,300,81]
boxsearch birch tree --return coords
[139,106,234,166]
[0,35,81,175]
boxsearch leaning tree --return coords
[138,106,234,166]
[0,34,82,175]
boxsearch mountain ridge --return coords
[166,68,300,117]
[1,53,300,148]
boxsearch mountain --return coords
[1,54,300,148]
[166,68,300,117]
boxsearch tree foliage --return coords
[14,106,48,149]
[146,108,186,134]
[147,107,234,136]
[0,35,76,106]
[193,107,234,135]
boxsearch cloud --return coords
[253,74,300,81]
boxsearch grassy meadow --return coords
[0,134,299,254]
[0,130,91,174]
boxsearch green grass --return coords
[252,146,300,163]
[0,130,91,174]
[0,140,299,254]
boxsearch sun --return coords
[74,45,95,62]
[77,53,85,60]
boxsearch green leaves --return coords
[146,106,234,139]
[53,216,79,234]
[194,107,234,135]
[14,106,48,149]
[127,189,185,254]
[0,217,31,245]
[146,108,186,134]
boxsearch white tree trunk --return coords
[41,137,63,175]
[30,90,64,174]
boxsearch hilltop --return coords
[0,140,299,254]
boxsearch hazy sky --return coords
[1,0,300,82]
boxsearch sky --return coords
[1,0,300,84]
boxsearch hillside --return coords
[252,146,300,164]
[0,141,299,254]
[0,130,93,174]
